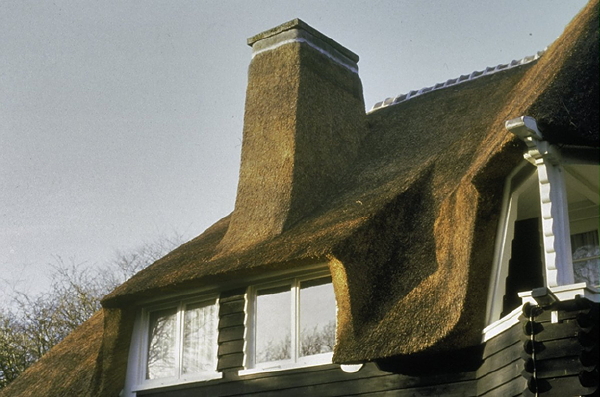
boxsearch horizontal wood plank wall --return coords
[477,322,527,396]
[139,298,594,396]
[134,302,599,397]
[137,284,478,397]
[139,363,477,397]
[520,301,599,397]
[217,288,247,372]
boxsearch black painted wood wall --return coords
[521,298,598,396]
[138,293,598,397]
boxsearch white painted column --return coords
[506,116,574,287]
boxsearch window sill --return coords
[483,282,600,343]
[132,372,223,393]
[239,353,334,376]
[482,306,522,342]
[518,282,600,304]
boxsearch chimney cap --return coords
[247,18,359,63]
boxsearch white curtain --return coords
[572,230,600,287]
[182,301,217,374]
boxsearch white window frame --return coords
[485,161,540,325]
[123,293,221,395]
[241,269,336,374]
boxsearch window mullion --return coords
[292,279,299,363]
[176,302,184,379]
[140,310,151,382]
[250,288,258,368]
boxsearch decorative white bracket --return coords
[505,116,574,287]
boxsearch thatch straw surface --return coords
[102,0,597,363]
[5,2,597,395]
[524,1,599,147]
[217,27,366,254]
[0,311,103,397]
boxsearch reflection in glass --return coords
[299,277,335,357]
[256,286,291,363]
[147,308,177,379]
[572,230,600,287]
[182,301,217,374]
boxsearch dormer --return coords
[486,116,599,327]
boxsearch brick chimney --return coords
[217,19,366,253]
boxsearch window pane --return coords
[182,300,217,374]
[256,286,291,363]
[572,230,600,287]
[299,277,335,357]
[147,308,178,379]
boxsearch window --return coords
[246,274,336,371]
[129,296,220,391]
[572,230,599,286]
[565,164,599,288]
[488,162,599,323]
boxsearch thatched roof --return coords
[0,311,104,397]
[3,1,597,395]
[215,21,367,254]
[102,0,598,361]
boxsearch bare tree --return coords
[0,309,33,388]
[300,320,336,356]
[0,232,183,389]
[257,320,337,363]
[99,231,183,292]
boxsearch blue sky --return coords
[0,0,590,298]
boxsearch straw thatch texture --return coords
[102,0,597,364]
[5,2,597,395]
[329,64,532,361]
[89,307,136,396]
[524,1,599,147]
[216,34,366,254]
[101,57,536,363]
[0,311,104,397]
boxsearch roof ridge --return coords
[369,49,546,113]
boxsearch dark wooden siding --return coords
[502,218,544,317]
[217,288,246,372]
[520,299,599,396]
[477,322,527,396]
[140,363,477,397]
[477,299,599,397]
[141,285,479,396]
[137,295,598,397]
